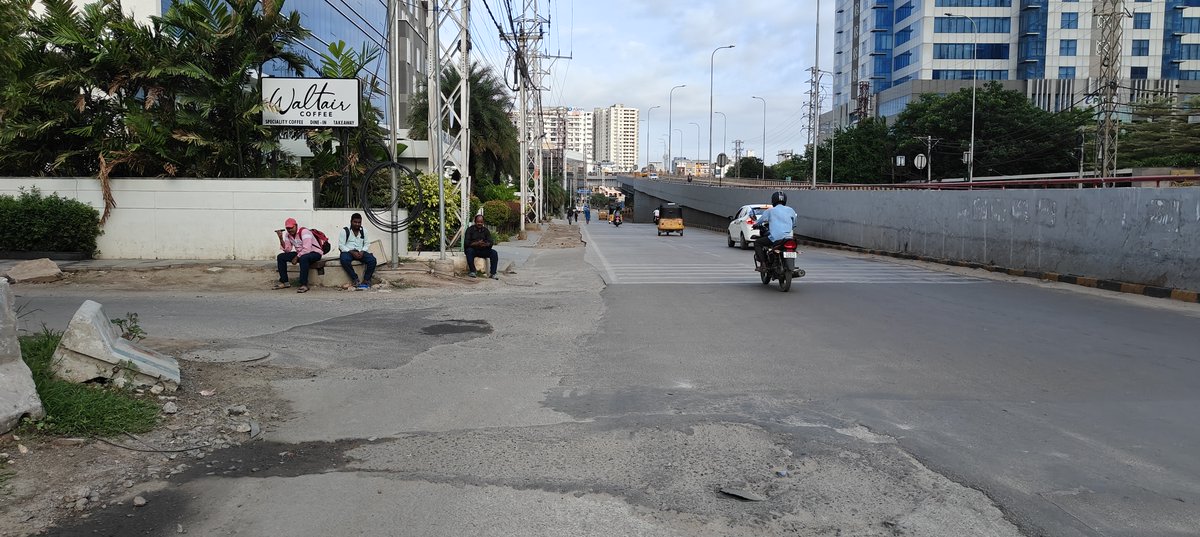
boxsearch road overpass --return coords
[616,176,1200,296]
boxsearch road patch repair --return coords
[50,300,180,391]
[0,280,44,434]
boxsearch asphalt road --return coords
[22,221,1200,536]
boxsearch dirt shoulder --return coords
[0,224,586,535]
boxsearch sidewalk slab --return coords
[0,281,44,434]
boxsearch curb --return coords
[798,239,1200,304]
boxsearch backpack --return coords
[343,226,366,248]
[308,228,331,254]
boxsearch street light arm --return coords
[669,84,686,175]
[709,45,734,177]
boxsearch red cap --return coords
[284,218,297,228]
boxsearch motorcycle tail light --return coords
[782,239,798,251]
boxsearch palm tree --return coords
[408,62,520,191]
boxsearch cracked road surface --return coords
[32,223,1200,536]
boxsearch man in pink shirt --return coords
[274,217,322,293]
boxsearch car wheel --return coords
[727,233,735,247]
[740,232,750,250]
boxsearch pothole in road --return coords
[420,319,492,336]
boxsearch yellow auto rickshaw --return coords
[656,204,684,236]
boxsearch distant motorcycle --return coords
[753,222,804,292]
[612,212,623,227]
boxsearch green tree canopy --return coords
[408,62,520,191]
[1120,96,1200,168]
[891,82,1090,181]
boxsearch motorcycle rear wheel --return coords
[778,269,792,292]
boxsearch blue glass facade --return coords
[870,0,896,93]
[1163,0,1200,80]
[160,0,389,87]
[1017,0,1047,79]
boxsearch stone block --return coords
[0,281,44,434]
[4,258,63,283]
[51,300,179,391]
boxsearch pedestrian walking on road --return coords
[583,205,591,225]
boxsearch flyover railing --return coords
[630,174,1200,190]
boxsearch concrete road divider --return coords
[0,280,45,434]
[51,300,180,391]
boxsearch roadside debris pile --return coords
[51,300,180,392]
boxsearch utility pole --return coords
[810,0,821,187]
[424,0,471,258]
[733,139,744,178]
[501,2,544,232]
[1094,0,1126,180]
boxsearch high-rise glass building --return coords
[831,0,1200,122]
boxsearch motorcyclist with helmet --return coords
[754,191,798,269]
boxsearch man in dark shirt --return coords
[464,214,499,279]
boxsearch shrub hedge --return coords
[0,188,101,256]
[481,200,510,228]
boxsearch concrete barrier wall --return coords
[1,178,407,260]
[624,178,1200,290]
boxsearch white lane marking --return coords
[580,225,619,284]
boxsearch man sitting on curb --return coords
[339,213,377,290]
[275,217,322,293]
[465,214,499,279]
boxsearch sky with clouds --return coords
[471,0,838,167]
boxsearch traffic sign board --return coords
[914,154,927,170]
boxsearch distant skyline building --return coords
[830,0,1200,123]
[593,104,640,172]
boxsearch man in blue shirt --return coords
[754,191,797,268]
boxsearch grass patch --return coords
[18,329,159,437]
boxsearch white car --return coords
[648,172,659,180]
[727,204,772,249]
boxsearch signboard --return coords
[262,78,359,127]
[914,154,927,170]
[895,155,906,167]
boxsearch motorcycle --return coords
[752,223,805,292]
[612,212,623,227]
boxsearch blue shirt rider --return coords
[754,191,797,266]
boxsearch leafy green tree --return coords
[891,82,1089,181]
[408,62,520,189]
[400,172,461,250]
[729,157,768,179]
[797,117,894,184]
[1120,96,1200,168]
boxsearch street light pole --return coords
[709,44,734,176]
[752,96,766,180]
[668,84,686,176]
[688,121,700,169]
[646,105,660,171]
[946,12,977,183]
[715,111,727,184]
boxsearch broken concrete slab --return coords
[0,280,45,434]
[4,258,63,284]
[51,300,180,391]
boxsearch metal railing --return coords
[625,174,1200,190]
